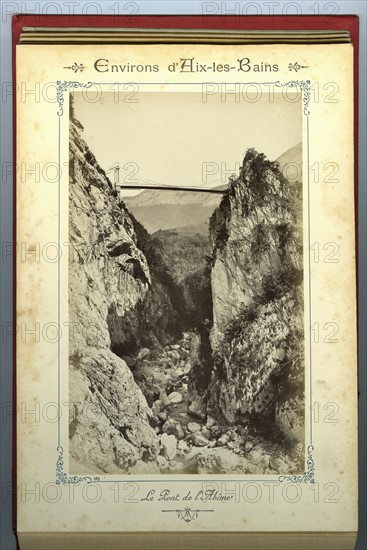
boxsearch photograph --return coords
[68,88,305,475]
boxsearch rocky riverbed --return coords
[124,332,303,475]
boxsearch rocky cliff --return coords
[68,114,305,474]
[208,149,304,445]
[68,119,160,473]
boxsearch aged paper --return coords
[16,43,357,536]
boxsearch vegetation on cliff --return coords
[208,148,304,450]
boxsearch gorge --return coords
[68,110,304,476]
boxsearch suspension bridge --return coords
[105,164,225,194]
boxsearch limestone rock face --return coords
[68,121,159,473]
[208,149,304,440]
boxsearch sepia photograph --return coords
[68,88,305,476]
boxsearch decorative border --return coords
[278,445,315,484]
[161,508,214,523]
[56,79,313,487]
[275,79,311,115]
[56,80,92,116]
[56,446,92,485]
[56,79,311,117]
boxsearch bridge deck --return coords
[116,185,224,194]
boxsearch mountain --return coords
[124,185,226,207]
[123,186,225,234]
[121,204,216,234]
[276,142,302,182]
[122,143,302,234]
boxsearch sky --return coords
[73,90,302,196]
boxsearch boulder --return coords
[183,360,192,374]
[206,416,216,428]
[191,433,210,447]
[156,455,168,470]
[187,422,201,433]
[162,418,185,440]
[138,348,150,360]
[201,427,212,440]
[167,461,183,473]
[269,456,292,474]
[169,350,180,361]
[227,440,243,454]
[160,433,177,461]
[180,348,189,359]
[151,400,162,415]
[217,434,230,446]
[168,391,183,404]
[244,461,264,475]
[238,425,249,437]
[159,391,172,407]
[192,448,245,474]
[170,344,181,350]
[177,440,189,452]
[247,447,271,469]
[259,454,271,469]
